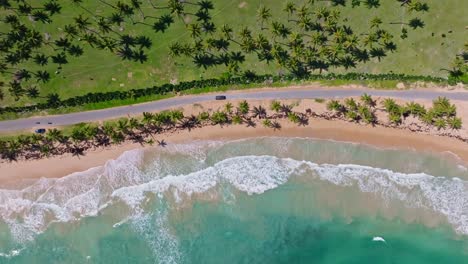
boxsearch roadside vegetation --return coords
[0,72,447,120]
[0,95,464,162]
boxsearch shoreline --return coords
[2,118,468,182]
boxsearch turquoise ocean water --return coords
[0,137,467,263]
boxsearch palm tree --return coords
[447,117,462,130]
[408,2,429,12]
[178,115,200,131]
[433,97,456,117]
[228,113,242,125]
[345,110,360,122]
[238,100,250,115]
[117,118,130,135]
[360,93,376,107]
[187,23,202,39]
[344,98,358,111]
[262,119,272,128]
[358,105,376,124]
[382,98,401,115]
[271,22,291,39]
[370,17,382,28]
[388,112,402,125]
[210,111,228,125]
[421,111,434,125]
[224,102,233,114]
[434,118,447,130]
[405,102,426,117]
[46,129,64,146]
[270,100,282,112]
[256,5,271,30]
[326,100,345,114]
[283,2,296,20]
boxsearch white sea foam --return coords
[130,212,181,264]
[309,163,468,235]
[111,155,300,211]
[0,248,23,259]
[0,140,467,248]
[372,236,386,243]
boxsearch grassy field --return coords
[0,0,466,109]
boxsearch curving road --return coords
[1,88,468,132]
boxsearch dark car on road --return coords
[34,128,46,134]
[215,95,226,100]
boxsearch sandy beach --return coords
[2,117,468,182]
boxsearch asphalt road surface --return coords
[1,88,467,131]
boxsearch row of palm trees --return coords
[1,94,465,162]
[326,94,463,130]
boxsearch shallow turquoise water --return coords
[0,138,467,263]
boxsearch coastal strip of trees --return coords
[0,72,447,115]
[0,95,464,162]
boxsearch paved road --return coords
[1,88,468,131]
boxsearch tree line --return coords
[0,72,447,116]
[0,95,464,162]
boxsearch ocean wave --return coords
[0,140,467,248]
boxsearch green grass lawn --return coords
[0,0,466,109]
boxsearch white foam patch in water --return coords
[372,236,386,243]
[0,248,23,259]
[309,163,468,235]
[130,212,181,264]
[111,155,300,211]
